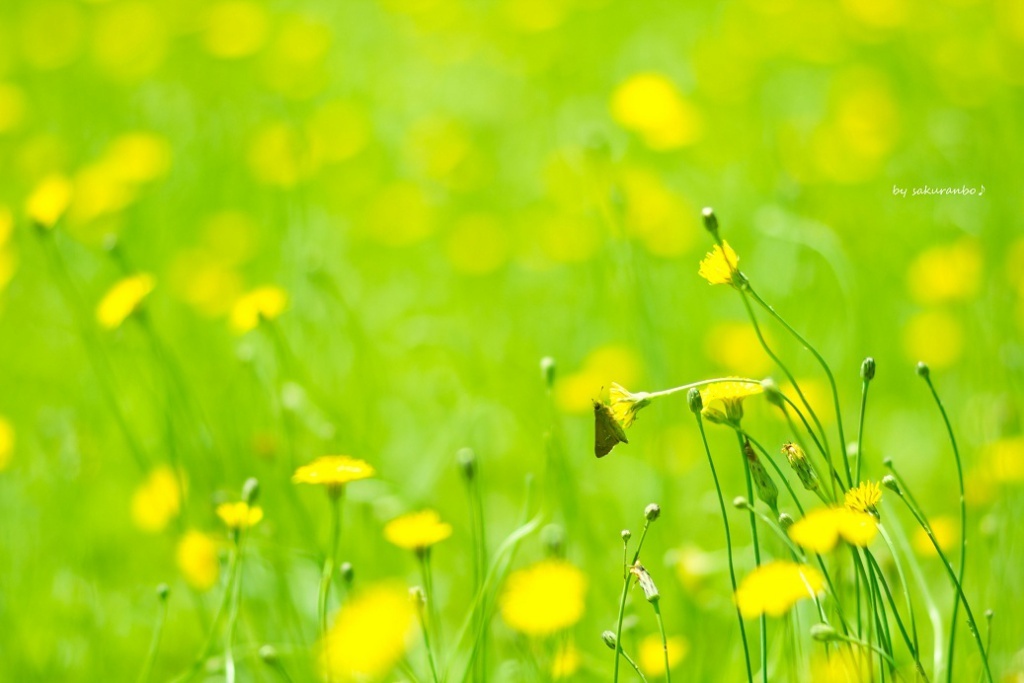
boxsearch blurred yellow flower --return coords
[609,382,651,428]
[903,310,964,369]
[500,559,587,636]
[699,379,763,425]
[551,640,581,679]
[845,480,882,515]
[319,582,415,680]
[384,510,453,551]
[0,83,27,134]
[0,417,14,471]
[984,435,1024,484]
[639,633,688,678]
[203,1,269,59]
[673,544,717,593]
[176,530,220,591]
[788,507,878,554]
[554,344,642,414]
[809,645,870,682]
[907,239,982,305]
[307,101,370,165]
[25,175,73,228]
[734,561,824,618]
[103,133,172,185]
[131,465,182,533]
[96,273,155,330]
[913,516,956,557]
[216,501,263,530]
[229,286,288,333]
[292,455,375,489]
[611,73,702,150]
[704,321,772,377]
[698,241,740,286]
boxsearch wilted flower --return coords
[96,273,155,329]
[744,440,778,513]
[698,241,740,286]
[384,509,452,552]
[629,561,660,603]
[609,382,651,428]
[788,507,878,554]
[734,561,824,618]
[499,559,587,636]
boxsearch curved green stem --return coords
[319,491,343,681]
[653,601,672,683]
[736,432,767,683]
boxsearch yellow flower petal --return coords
[292,455,375,487]
[176,530,220,591]
[25,175,73,228]
[320,582,415,680]
[216,501,263,530]
[639,633,688,677]
[383,509,452,551]
[735,561,824,618]
[131,465,182,533]
[96,273,155,329]
[698,241,740,285]
[499,559,587,636]
[229,285,287,333]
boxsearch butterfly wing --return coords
[594,400,628,458]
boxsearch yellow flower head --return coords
[845,480,882,515]
[229,285,287,333]
[698,241,740,286]
[384,509,452,551]
[97,273,155,329]
[699,380,763,425]
[176,530,220,591]
[25,175,73,228]
[319,582,415,680]
[734,560,824,618]
[131,465,182,533]
[608,382,652,428]
[0,416,14,472]
[788,507,878,554]
[913,516,956,557]
[639,633,688,677]
[216,501,263,530]
[499,559,587,636]
[292,455,375,489]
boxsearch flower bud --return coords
[409,586,427,609]
[861,357,876,381]
[701,207,719,237]
[542,524,565,557]
[629,562,660,603]
[339,561,354,586]
[733,496,750,510]
[761,378,784,409]
[810,624,840,642]
[540,356,556,389]
[916,362,930,379]
[156,583,170,601]
[778,513,794,531]
[457,447,476,481]
[687,387,703,414]
[644,503,661,522]
[744,441,779,514]
[259,645,278,665]
[782,442,819,492]
[882,474,900,494]
[242,477,260,505]
[602,630,618,650]
[621,529,632,542]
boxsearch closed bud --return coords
[242,477,260,505]
[457,447,476,481]
[339,561,354,586]
[621,529,632,542]
[882,474,900,494]
[915,362,930,379]
[701,207,719,237]
[409,586,427,610]
[861,357,876,381]
[761,378,784,408]
[156,583,170,601]
[602,630,618,650]
[687,387,703,414]
[778,513,794,530]
[540,356,556,389]
[644,503,661,522]
[744,440,779,514]
[542,524,565,557]
[782,442,819,492]
[629,561,660,603]
[810,624,840,642]
[259,645,278,665]
[733,496,750,509]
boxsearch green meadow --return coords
[1,0,1022,680]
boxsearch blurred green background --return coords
[1,0,1023,680]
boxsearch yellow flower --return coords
[25,175,73,228]
[610,73,703,150]
[551,640,581,679]
[176,531,220,591]
[788,507,878,554]
[130,465,182,533]
[96,273,155,329]
[609,382,651,428]
[907,239,982,305]
[292,455,375,489]
[0,416,14,472]
[229,285,288,333]
[698,241,740,286]
[216,501,263,530]
[319,582,415,680]
[734,561,824,618]
[638,633,688,678]
[699,379,763,425]
[500,559,587,636]
[985,436,1024,484]
[913,516,957,557]
[845,480,882,515]
[384,509,452,551]
[809,644,870,682]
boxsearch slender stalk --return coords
[736,432,767,683]
[694,413,753,683]
[855,376,871,485]
[136,589,170,683]
[420,550,443,655]
[918,373,968,683]
[645,376,762,401]
[416,592,441,683]
[613,517,653,681]
[319,489,343,681]
[653,601,672,683]
[878,524,920,659]
[619,646,649,682]
[865,551,929,680]
[889,485,993,682]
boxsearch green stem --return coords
[878,525,921,660]
[737,432,767,683]
[855,377,870,485]
[136,592,170,683]
[865,551,929,680]
[645,377,762,401]
[919,374,968,683]
[319,491,343,680]
[654,601,672,683]
[613,517,653,682]
[695,414,753,683]
[417,598,441,683]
